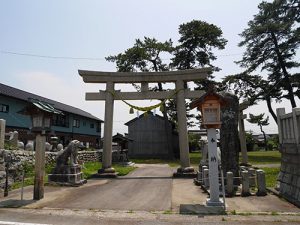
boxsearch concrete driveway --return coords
[26,164,173,211]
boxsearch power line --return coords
[0,49,244,61]
[0,50,105,61]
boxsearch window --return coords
[83,121,86,126]
[0,104,9,113]
[52,114,69,127]
[73,119,80,128]
[90,123,94,129]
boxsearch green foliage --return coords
[171,20,227,71]
[188,133,201,152]
[240,150,281,165]
[4,141,18,150]
[245,132,255,151]
[267,136,279,150]
[82,162,100,179]
[247,113,269,127]
[10,177,34,190]
[237,0,299,108]
[106,20,228,128]
[264,167,280,188]
[106,37,174,73]
[82,161,136,179]
[247,113,269,151]
[189,152,202,165]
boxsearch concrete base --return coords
[93,167,118,178]
[206,198,224,207]
[180,204,225,215]
[48,165,86,186]
[92,172,118,178]
[173,167,197,178]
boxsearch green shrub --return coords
[245,132,255,151]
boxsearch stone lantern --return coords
[19,99,62,200]
[191,91,226,208]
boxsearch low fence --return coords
[277,108,300,207]
[195,165,267,197]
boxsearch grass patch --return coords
[163,210,173,214]
[240,150,281,165]
[82,161,136,178]
[189,152,202,165]
[264,167,280,188]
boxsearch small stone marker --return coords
[226,171,234,197]
[241,170,251,197]
[256,169,267,196]
[202,165,208,183]
[25,141,34,151]
[204,168,209,188]
[248,168,256,187]
[9,131,18,147]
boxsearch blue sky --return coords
[0,0,298,135]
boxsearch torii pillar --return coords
[99,81,116,174]
[239,101,250,165]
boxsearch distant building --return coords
[125,112,179,159]
[0,82,103,147]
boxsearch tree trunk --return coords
[220,93,240,181]
[266,95,277,123]
[260,125,267,151]
[270,31,297,108]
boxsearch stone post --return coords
[33,134,46,200]
[248,168,256,187]
[0,119,5,149]
[226,171,234,197]
[202,165,208,185]
[100,82,116,174]
[200,144,208,166]
[175,80,192,171]
[203,168,209,188]
[241,170,251,197]
[239,113,248,165]
[206,128,223,206]
[256,169,267,196]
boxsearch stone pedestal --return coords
[48,165,86,186]
[173,167,196,178]
[93,167,118,178]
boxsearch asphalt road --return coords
[0,208,299,225]
[31,164,173,211]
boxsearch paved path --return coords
[29,164,173,211]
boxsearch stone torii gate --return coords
[79,68,209,176]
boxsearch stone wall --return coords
[277,108,300,207]
[0,149,102,192]
[277,143,300,207]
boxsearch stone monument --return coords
[48,140,86,186]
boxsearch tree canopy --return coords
[236,0,299,108]
[106,20,227,127]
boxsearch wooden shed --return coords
[125,112,179,159]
